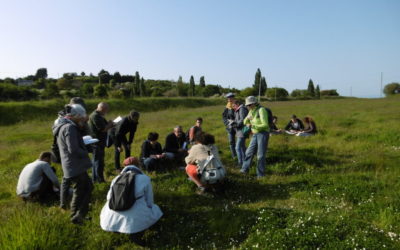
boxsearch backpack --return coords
[198,150,226,184]
[109,169,142,211]
[254,106,274,130]
[51,123,67,164]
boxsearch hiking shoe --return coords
[196,186,206,195]
[71,215,84,225]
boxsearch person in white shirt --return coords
[16,152,60,201]
[100,156,163,246]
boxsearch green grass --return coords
[0,97,399,249]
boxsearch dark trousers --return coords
[227,129,237,158]
[68,172,93,221]
[114,141,130,170]
[28,173,56,201]
[60,177,72,209]
[92,144,105,182]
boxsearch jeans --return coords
[143,157,158,171]
[235,137,246,167]
[241,131,269,177]
[92,144,105,182]
[226,129,237,158]
[114,141,130,170]
[68,172,93,221]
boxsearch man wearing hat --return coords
[111,110,140,171]
[222,92,237,159]
[240,96,270,178]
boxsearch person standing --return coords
[240,96,270,178]
[52,104,93,224]
[112,110,140,171]
[16,152,60,201]
[232,100,249,168]
[88,102,114,183]
[222,93,237,159]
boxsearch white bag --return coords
[198,152,226,184]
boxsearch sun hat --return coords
[225,92,235,98]
[245,96,258,106]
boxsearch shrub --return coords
[383,82,400,96]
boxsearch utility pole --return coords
[275,86,277,101]
[380,72,383,98]
[350,86,352,97]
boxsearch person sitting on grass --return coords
[16,152,60,202]
[100,156,163,246]
[285,114,304,135]
[185,132,222,195]
[140,132,166,171]
[187,117,203,145]
[296,116,318,136]
[270,116,283,135]
[164,125,188,165]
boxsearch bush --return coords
[108,89,125,99]
[266,87,289,100]
[320,89,339,96]
[93,84,108,98]
[383,82,400,96]
[239,87,256,97]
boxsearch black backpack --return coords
[109,170,142,211]
[51,123,67,164]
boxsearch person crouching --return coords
[100,157,163,246]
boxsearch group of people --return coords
[270,114,318,136]
[16,94,318,244]
[221,93,318,178]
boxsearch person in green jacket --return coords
[240,96,270,177]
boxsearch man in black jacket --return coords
[164,126,188,164]
[222,93,237,159]
[112,110,140,171]
[88,102,114,183]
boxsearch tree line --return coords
[0,67,343,101]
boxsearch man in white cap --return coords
[240,96,270,178]
[222,92,237,159]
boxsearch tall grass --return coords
[0,97,399,249]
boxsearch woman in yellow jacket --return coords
[240,96,270,178]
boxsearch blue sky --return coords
[0,0,399,97]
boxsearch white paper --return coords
[113,116,122,123]
[82,135,99,145]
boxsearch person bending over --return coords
[111,110,140,171]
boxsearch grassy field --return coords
[0,97,399,249]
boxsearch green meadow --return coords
[0,97,399,249]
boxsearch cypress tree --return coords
[188,75,195,96]
[316,84,320,99]
[140,77,145,97]
[253,68,262,97]
[308,79,315,97]
[177,76,185,96]
[134,71,140,95]
[199,76,205,87]
[260,76,267,96]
